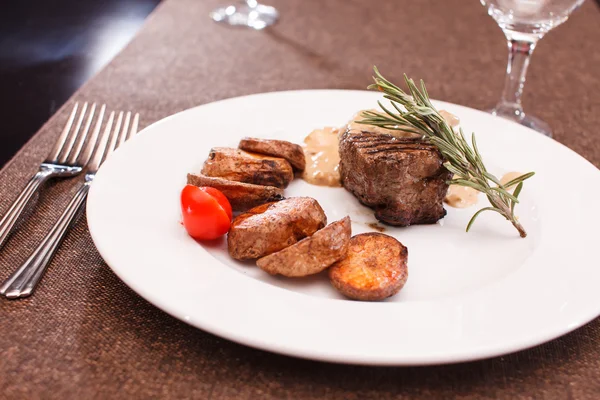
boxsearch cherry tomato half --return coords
[180,185,232,240]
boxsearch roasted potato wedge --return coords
[201,147,294,188]
[239,137,306,171]
[329,233,408,301]
[257,216,351,277]
[228,197,327,260]
[187,173,284,211]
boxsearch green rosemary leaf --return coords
[377,101,403,122]
[483,171,501,186]
[470,133,489,174]
[511,182,524,215]
[466,207,500,232]
[501,172,535,190]
[390,100,405,115]
[489,186,520,203]
[449,179,485,191]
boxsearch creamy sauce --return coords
[500,171,523,192]
[444,185,479,208]
[439,110,460,128]
[302,127,342,187]
[346,109,419,138]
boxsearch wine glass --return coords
[481,0,585,137]
[210,0,279,30]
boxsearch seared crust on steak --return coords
[256,217,351,277]
[202,147,294,188]
[329,233,408,301]
[187,173,284,211]
[239,137,306,171]
[227,197,327,260]
[339,130,452,226]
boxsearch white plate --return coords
[87,90,600,365]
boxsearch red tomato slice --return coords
[200,186,232,221]
[180,185,232,240]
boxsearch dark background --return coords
[0,0,161,168]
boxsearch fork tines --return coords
[86,110,140,173]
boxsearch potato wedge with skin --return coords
[239,137,306,171]
[187,173,284,211]
[202,147,294,188]
[257,217,351,277]
[329,233,408,301]
[228,197,327,260]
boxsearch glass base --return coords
[210,3,279,30]
[489,108,552,138]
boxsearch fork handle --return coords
[0,170,53,250]
[0,182,90,299]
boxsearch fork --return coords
[0,103,103,251]
[0,110,140,299]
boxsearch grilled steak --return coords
[339,129,451,226]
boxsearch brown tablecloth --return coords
[2,0,600,398]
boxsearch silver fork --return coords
[0,110,140,299]
[0,103,103,250]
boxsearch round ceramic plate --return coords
[87,90,600,365]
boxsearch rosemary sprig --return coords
[358,67,534,238]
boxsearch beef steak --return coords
[339,129,451,226]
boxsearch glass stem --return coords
[494,35,538,120]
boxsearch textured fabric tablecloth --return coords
[1,0,600,398]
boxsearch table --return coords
[1,0,599,398]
